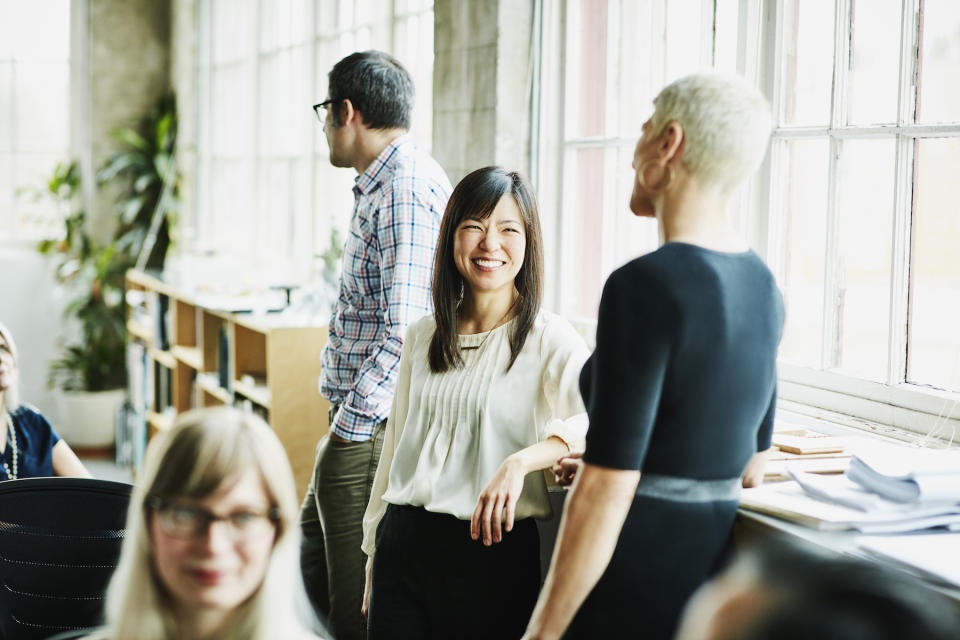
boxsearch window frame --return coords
[764,0,960,440]
[192,0,434,274]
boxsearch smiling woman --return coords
[360,167,589,639]
[87,407,326,640]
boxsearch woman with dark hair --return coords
[360,166,589,639]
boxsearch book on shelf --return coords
[218,326,231,392]
[845,443,960,504]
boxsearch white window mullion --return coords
[308,0,318,263]
[250,0,262,263]
[888,0,921,387]
[821,0,848,372]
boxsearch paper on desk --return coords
[740,481,960,532]
[846,442,960,504]
[858,533,960,588]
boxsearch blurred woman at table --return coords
[0,321,90,481]
[523,72,783,640]
[93,407,326,640]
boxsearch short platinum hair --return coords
[102,407,318,639]
[0,322,20,413]
[650,72,773,195]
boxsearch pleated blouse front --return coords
[361,309,589,555]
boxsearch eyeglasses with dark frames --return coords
[147,496,279,540]
[312,99,339,122]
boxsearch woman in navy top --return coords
[523,73,783,640]
[0,322,90,480]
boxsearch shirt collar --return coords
[353,133,412,197]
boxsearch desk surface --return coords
[736,509,960,603]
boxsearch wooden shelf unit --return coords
[125,269,329,498]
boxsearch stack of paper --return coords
[739,473,960,533]
[845,444,960,504]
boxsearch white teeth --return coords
[474,259,503,268]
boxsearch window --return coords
[767,0,960,436]
[194,0,434,278]
[535,0,760,322]
[0,0,71,244]
[537,0,960,438]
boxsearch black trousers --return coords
[368,504,540,640]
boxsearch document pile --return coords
[740,442,960,533]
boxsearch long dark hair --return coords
[428,166,544,373]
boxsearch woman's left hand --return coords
[471,455,527,545]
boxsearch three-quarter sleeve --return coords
[361,319,419,557]
[582,266,675,470]
[539,318,590,452]
[756,381,777,451]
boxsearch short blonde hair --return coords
[0,322,20,413]
[650,72,773,195]
[102,407,318,639]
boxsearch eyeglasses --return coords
[312,99,339,122]
[147,497,279,540]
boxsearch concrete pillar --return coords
[432,0,534,183]
[73,0,171,242]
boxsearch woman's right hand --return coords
[553,453,583,487]
[361,555,373,618]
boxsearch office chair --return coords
[0,477,132,640]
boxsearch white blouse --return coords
[361,309,589,556]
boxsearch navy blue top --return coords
[569,243,784,640]
[581,243,783,476]
[1,406,61,480]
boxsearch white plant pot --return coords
[53,388,125,448]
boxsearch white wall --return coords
[0,248,69,426]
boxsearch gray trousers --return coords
[300,417,385,640]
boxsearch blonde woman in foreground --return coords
[87,407,326,640]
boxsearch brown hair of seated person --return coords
[675,540,960,640]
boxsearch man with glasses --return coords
[302,50,452,640]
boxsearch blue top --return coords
[570,243,784,640]
[1,406,61,480]
[582,242,784,475]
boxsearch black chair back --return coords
[0,477,132,640]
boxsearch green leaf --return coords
[111,127,149,150]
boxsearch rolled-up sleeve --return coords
[540,318,590,453]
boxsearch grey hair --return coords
[103,407,318,639]
[650,72,773,195]
[0,322,20,412]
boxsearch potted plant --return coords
[30,94,180,449]
[33,162,129,448]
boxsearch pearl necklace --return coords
[1,413,18,480]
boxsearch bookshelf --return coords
[124,269,329,498]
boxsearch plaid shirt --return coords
[320,135,451,440]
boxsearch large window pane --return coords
[15,62,69,151]
[664,0,708,83]
[916,0,960,124]
[832,138,895,381]
[6,0,70,61]
[779,138,830,368]
[565,0,608,139]
[564,147,606,319]
[908,138,960,392]
[617,0,656,140]
[846,0,899,125]
[780,0,835,126]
